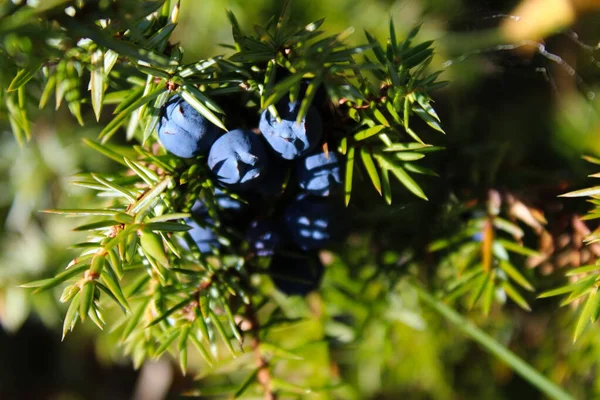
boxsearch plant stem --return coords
[412,284,573,400]
[246,303,277,400]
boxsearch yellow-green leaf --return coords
[360,147,382,195]
[574,289,599,342]
[345,147,355,206]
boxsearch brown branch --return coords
[246,303,276,400]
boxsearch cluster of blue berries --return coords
[158,92,345,295]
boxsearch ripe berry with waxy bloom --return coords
[283,194,342,251]
[246,219,281,257]
[208,129,268,190]
[269,251,324,296]
[157,95,220,158]
[192,188,245,214]
[296,149,342,196]
[259,99,322,160]
[184,217,221,254]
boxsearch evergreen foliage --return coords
[1,0,599,398]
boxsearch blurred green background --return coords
[1,0,600,398]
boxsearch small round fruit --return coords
[259,99,322,160]
[296,149,342,196]
[158,95,220,158]
[184,217,220,254]
[191,189,244,216]
[269,251,324,296]
[283,194,341,251]
[246,220,281,257]
[208,129,268,190]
